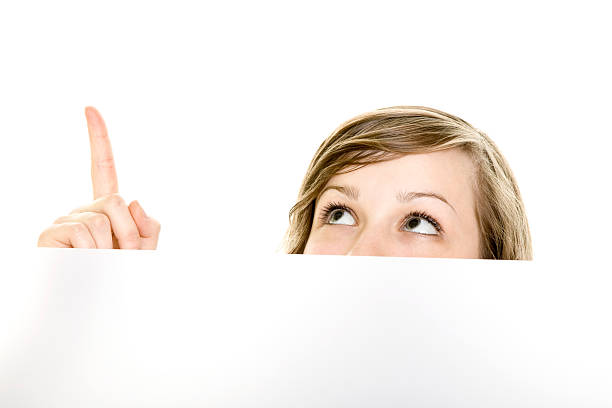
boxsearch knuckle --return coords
[104,193,126,210]
[53,216,70,224]
[89,213,111,231]
[68,222,89,237]
[37,227,52,246]
[96,157,115,170]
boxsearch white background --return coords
[1,0,610,258]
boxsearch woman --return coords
[284,106,532,260]
[39,106,531,259]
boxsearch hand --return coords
[38,107,160,249]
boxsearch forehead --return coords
[324,149,477,207]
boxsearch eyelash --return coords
[319,202,443,233]
[405,211,442,233]
[319,201,353,224]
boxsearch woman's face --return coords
[303,149,482,258]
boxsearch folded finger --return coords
[38,222,97,249]
[71,194,141,249]
[55,212,113,249]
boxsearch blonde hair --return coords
[284,106,532,260]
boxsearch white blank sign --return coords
[1,250,610,407]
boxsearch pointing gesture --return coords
[38,107,161,249]
[87,106,119,199]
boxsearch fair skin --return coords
[303,149,481,258]
[38,107,161,249]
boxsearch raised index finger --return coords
[85,106,119,199]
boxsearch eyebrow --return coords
[318,184,456,213]
[396,191,456,213]
[318,185,360,201]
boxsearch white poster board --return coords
[1,250,610,407]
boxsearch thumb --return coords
[128,200,161,248]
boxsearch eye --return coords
[320,202,357,226]
[401,212,441,235]
[327,208,356,225]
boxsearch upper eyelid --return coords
[401,213,443,235]
[319,202,359,224]
[404,213,441,229]
[402,218,438,234]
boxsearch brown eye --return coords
[402,216,439,235]
[407,218,420,229]
[327,209,356,225]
